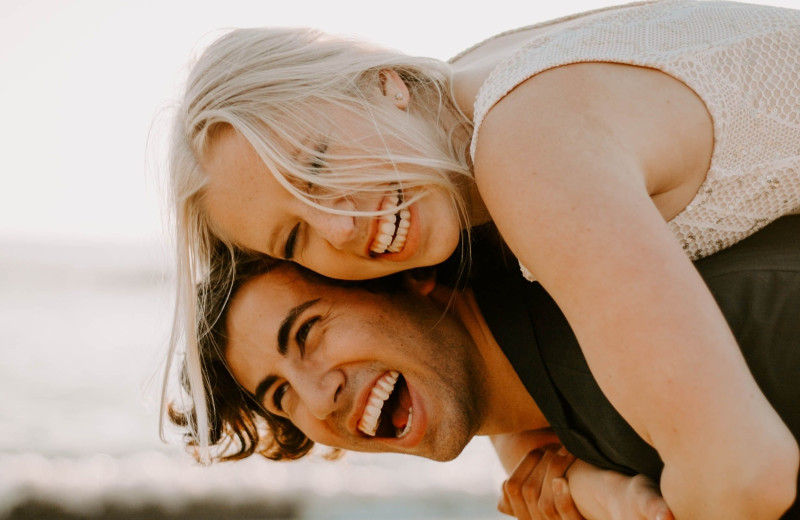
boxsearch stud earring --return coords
[395,92,404,101]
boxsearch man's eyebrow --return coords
[277,298,321,355]
[253,298,321,408]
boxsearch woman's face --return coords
[201,126,463,280]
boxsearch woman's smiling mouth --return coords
[369,193,411,255]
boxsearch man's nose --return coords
[305,198,357,250]
[297,368,346,420]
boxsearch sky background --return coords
[1,0,796,247]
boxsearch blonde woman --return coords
[165,1,800,518]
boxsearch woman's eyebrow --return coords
[277,298,321,355]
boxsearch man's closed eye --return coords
[273,382,289,413]
[295,316,321,357]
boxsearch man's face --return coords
[225,265,487,461]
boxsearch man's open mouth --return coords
[369,193,410,255]
[358,370,413,439]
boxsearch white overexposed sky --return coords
[2,0,796,245]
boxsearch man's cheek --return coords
[303,425,350,451]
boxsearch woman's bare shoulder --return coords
[450,4,644,117]
[474,61,713,218]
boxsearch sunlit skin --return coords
[201,73,465,280]
[224,265,682,518]
[193,7,800,517]
[224,264,547,460]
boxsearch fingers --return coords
[498,484,518,517]
[535,448,577,518]
[498,489,513,516]
[552,478,584,520]
[628,474,674,520]
[498,445,581,520]
[501,448,546,520]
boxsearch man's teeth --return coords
[396,407,412,439]
[370,195,410,254]
[358,370,400,437]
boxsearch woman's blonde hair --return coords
[161,26,474,461]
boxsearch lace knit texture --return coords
[469,0,800,279]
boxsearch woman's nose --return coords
[297,368,346,420]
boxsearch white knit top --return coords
[468,0,800,279]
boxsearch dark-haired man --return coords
[190,216,800,519]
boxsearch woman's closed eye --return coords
[282,141,328,261]
[284,223,301,260]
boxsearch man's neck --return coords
[443,286,550,434]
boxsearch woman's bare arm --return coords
[492,430,561,475]
[475,63,798,519]
[566,461,671,520]
[493,431,672,520]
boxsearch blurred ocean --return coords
[0,240,507,520]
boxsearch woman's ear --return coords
[379,69,410,110]
[403,268,437,296]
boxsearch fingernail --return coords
[553,478,568,495]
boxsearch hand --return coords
[498,444,583,520]
[612,474,673,520]
[566,461,673,520]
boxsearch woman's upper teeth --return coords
[358,370,399,436]
[370,195,410,254]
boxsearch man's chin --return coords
[422,449,465,463]
[362,446,466,462]
[367,433,471,462]
[325,435,469,462]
